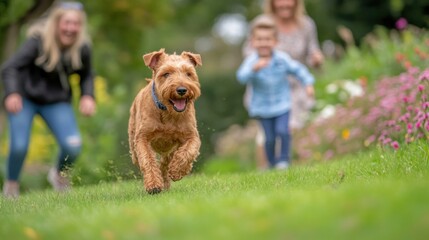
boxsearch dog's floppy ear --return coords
[181,51,202,67]
[143,48,166,70]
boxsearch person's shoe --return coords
[275,161,289,170]
[3,181,20,199]
[48,168,71,192]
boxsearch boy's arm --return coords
[285,55,315,87]
[236,55,258,84]
[284,55,315,97]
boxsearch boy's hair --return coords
[249,15,278,37]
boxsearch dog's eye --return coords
[162,73,170,78]
[186,72,192,77]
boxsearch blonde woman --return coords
[1,1,95,198]
[264,0,323,68]
[243,0,323,169]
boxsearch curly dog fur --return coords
[128,48,202,194]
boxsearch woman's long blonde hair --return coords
[27,4,90,72]
[264,0,306,24]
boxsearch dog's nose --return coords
[176,87,187,96]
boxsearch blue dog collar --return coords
[151,81,167,111]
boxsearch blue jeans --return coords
[6,98,82,181]
[259,111,291,168]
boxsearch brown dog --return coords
[128,49,202,194]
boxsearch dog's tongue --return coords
[172,99,187,111]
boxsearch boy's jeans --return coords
[259,111,291,168]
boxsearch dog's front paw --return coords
[168,165,192,182]
[144,179,164,195]
[168,170,184,182]
[146,187,162,195]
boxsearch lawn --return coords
[0,141,428,240]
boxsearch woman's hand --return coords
[5,93,23,114]
[311,51,324,68]
[79,95,96,117]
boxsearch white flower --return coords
[318,105,336,120]
[343,80,364,97]
[325,83,338,94]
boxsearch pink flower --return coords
[399,113,410,122]
[407,123,413,134]
[395,18,408,30]
[405,112,411,118]
[324,150,334,159]
[419,69,429,81]
[416,121,422,128]
[383,138,392,145]
[386,120,396,127]
[407,67,420,75]
[391,141,400,150]
[394,125,402,132]
[422,102,429,109]
[418,85,425,92]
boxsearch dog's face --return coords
[143,49,202,113]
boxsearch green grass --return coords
[1,142,428,240]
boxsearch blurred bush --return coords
[292,25,429,162]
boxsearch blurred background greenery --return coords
[0,0,428,189]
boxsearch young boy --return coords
[236,16,315,169]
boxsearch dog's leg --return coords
[168,135,201,181]
[128,108,138,165]
[160,154,172,190]
[135,134,164,194]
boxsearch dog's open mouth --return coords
[169,98,188,112]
